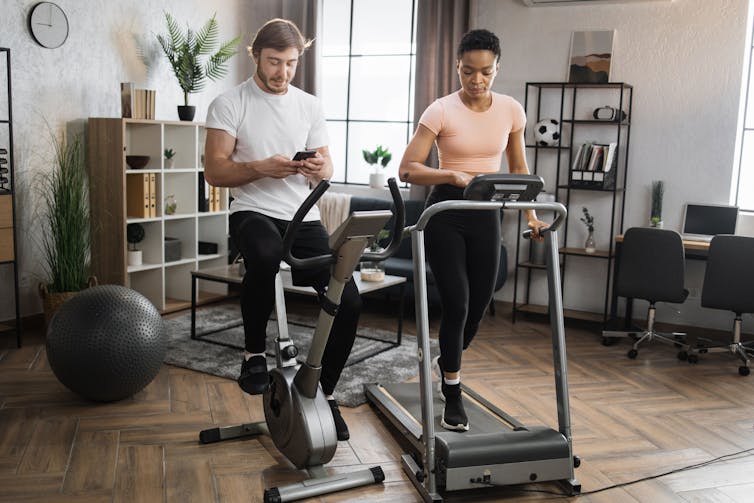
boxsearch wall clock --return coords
[29,2,69,49]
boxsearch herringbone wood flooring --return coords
[1,297,753,502]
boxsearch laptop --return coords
[681,203,739,242]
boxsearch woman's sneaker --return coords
[440,381,469,431]
[237,355,270,395]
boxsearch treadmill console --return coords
[463,174,544,202]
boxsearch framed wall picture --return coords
[568,30,614,84]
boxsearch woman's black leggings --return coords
[425,184,500,374]
[229,210,362,396]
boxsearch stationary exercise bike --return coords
[199,178,405,503]
[366,173,581,501]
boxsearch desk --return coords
[609,234,710,328]
[190,264,407,347]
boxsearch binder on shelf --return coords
[198,172,208,212]
[148,173,157,217]
[126,173,150,218]
[213,186,221,211]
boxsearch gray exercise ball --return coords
[46,285,166,402]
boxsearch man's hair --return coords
[457,29,501,61]
[247,18,313,58]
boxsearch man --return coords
[204,18,358,441]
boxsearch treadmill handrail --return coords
[414,199,567,232]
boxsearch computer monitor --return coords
[682,203,739,240]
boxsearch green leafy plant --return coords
[369,228,390,251]
[156,12,241,106]
[38,131,91,293]
[127,223,145,251]
[580,207,595,233]
[650,180,664,224]
[362,145,392,169]
[164,148,175,159]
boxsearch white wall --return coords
[477,0,751,329]
[0,0,275,321]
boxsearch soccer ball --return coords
[534,118,561,147]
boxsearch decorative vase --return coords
[165,195,177,215]
[128,250,143,266]
[584,231,596,254]
[369,170,386,189]
[177,105,196,121]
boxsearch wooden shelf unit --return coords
[86,118,229,313]
[0,47,20,347]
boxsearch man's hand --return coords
[296,152,327,182]
[258,154,301,179]
[527,217,549,241]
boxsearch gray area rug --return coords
[164,303,437,407]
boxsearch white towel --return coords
[317,192,352,234]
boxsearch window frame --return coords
[320,0,418,186]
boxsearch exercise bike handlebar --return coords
[283,180,334,269]
[360,177,405,262]
[282,177,406,269]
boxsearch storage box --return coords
[198,240,218,255]
[164,237,181,262]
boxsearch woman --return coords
[399,29,547,432]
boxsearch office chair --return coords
[602,227,690,360]
[688,235,754,376]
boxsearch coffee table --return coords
[190,264,407,349]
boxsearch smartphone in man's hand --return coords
[292,150,317,161]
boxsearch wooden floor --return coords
[1,297,754,502]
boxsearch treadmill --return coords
[365,174,581,502]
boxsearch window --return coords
[320,0,417,185]
[734,6,754,211]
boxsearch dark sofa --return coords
[349,196,508,308]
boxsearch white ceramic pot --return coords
[369,171,386,189]
[128,250,142,266]
[165,158,175,169]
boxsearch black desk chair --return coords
[689,235,754,376]
[603,227,690,360]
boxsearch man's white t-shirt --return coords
[205,78,328,221]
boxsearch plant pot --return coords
[165,158,175,169]
[39,276,98,331]
[360,259,385,282]
[177,105,196,121]
[650,219,664,229]
[128,250,143,266]
[369,171,386,189]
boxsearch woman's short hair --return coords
[457,29,501,62]
[247,18,313,58]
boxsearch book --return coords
[120,82,133,118]
[126,173,150,218]
[602,142,618,172]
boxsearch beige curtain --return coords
[410,0,471,200]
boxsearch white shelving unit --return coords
[87,118,229,312]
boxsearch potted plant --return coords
[156,12,240,121]
[127,223,145,266]
[37,130,94,327]
[580,206,596,254]
[362,145,392,189]
[650,180,664,228]
[164,148,176,169]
